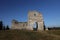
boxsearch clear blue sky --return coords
[0,0,60,27]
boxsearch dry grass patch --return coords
[0,30,60,40]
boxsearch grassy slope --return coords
[0,30,60,40]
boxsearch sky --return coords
[0,0,60,28]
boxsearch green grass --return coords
[0,30,60,40]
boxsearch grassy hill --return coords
[0,30,60,40]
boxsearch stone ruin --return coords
[11,10,45,31]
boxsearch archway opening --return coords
[33,22,38,31]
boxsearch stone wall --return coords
[11,20,27,30]
[27,11,44,30]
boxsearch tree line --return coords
[0,21,9,30]
[48,27,60,30]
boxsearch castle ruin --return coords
[11,11,44,31]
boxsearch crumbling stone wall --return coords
[27,11,44,30]
[11,20,27,29]
[11,10,44,31]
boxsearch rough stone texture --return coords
[27,11,44,30]
[11,20,27,30]
[11,10,44,31]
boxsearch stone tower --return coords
[27,11,44,31]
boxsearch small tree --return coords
[6,25,9,30]
[43,21,46,30]
[0,21,3,30]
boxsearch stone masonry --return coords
[11,10,44,31]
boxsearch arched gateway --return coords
[27,11,44,31]
[33,22,38,31]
